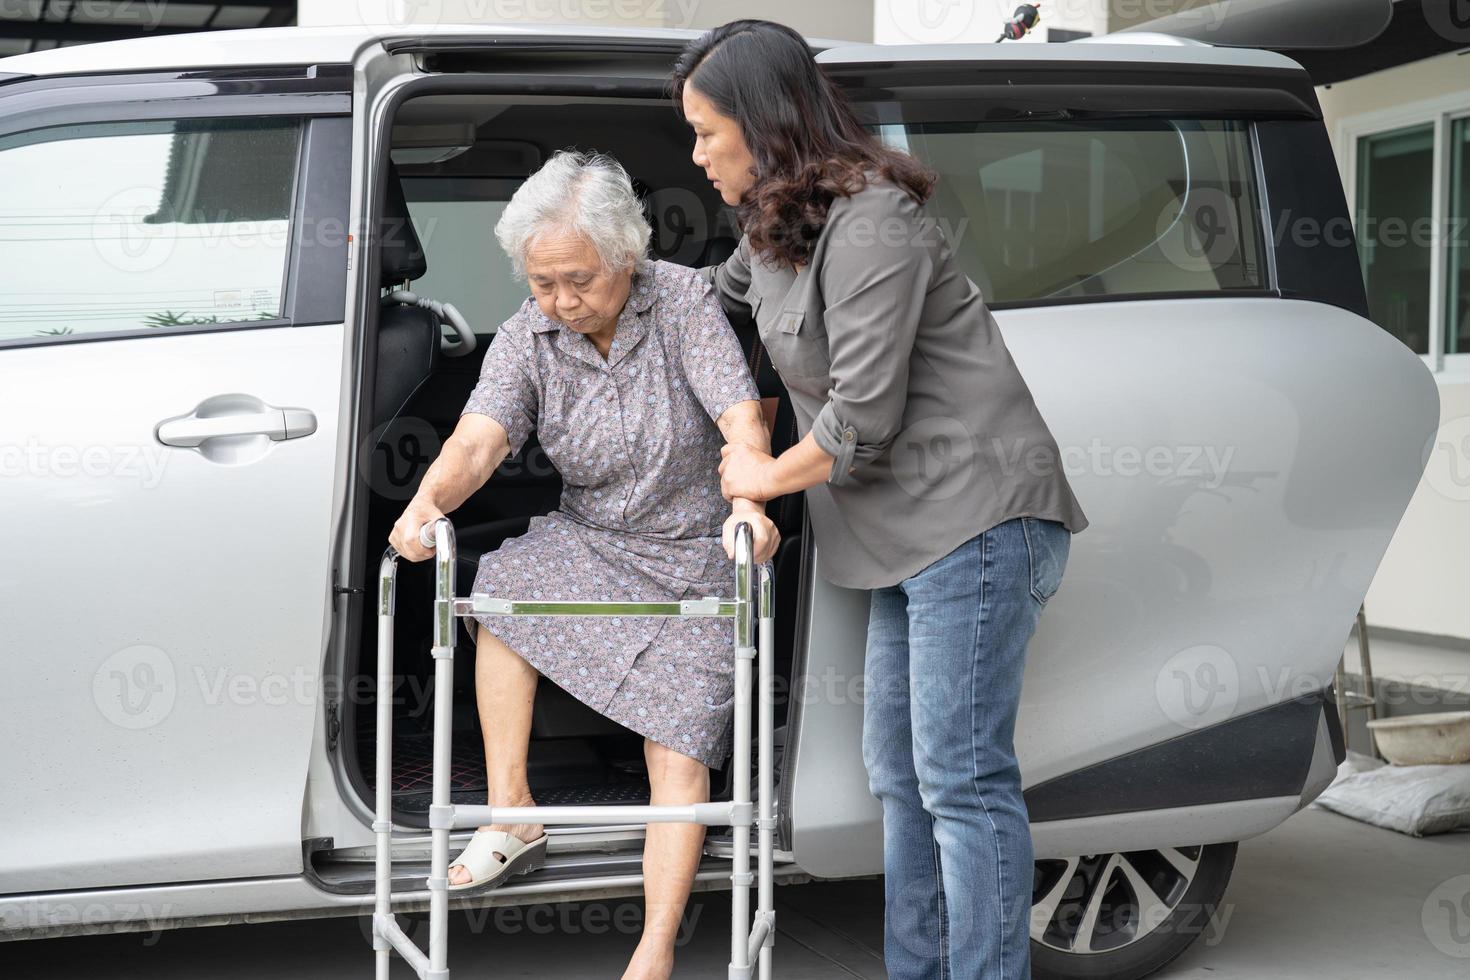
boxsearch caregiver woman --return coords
[673,20,1089,980]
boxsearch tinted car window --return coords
[0,116,301,343]
[400,176,528,334]
[874,118,1266,305]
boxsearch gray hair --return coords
[495,149,651,278]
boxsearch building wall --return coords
[300,0,873,41]
[873,0,1108,44]
[1316,48,1470,641]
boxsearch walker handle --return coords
[418,521,437,549]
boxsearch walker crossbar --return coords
[453,597,740,617]
[371,517,777,980]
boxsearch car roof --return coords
[0,21,1307,81]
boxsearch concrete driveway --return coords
[6,806,1468,978]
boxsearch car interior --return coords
[341,94,809,849]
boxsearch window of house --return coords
[1346,99,1470,375]
[1355,122,1434,355]
[1448,117,1470,357]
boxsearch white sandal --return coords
[446,828,548,891]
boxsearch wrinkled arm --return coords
[414,413,512,513]
[715,399,770,517]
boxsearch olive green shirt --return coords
[700,175,1088,590]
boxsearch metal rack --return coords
[371,518,777,979]
[1334,602,1380,758]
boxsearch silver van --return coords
[0,20,1438,980]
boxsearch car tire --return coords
[1031,842,1238,980]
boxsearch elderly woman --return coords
[389,149,777,980]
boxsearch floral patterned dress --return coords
[459,259,760,768]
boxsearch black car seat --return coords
[373,160,440,433]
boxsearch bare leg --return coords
[448,623,544,885]
[621,739,710,980]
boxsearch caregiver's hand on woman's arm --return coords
[714,398,780,563]
[720,431,836,503]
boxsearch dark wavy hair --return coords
[670,19,938,268]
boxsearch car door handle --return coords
[156,406,317,447]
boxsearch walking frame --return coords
[372,517,777,979]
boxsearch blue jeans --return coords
[862,516,1071,980]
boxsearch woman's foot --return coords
[620,941,675,980]
[446,794,543,886]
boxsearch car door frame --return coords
[0,62,353,899]
[330,35,740,844]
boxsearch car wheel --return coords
[1030,842,1238,980]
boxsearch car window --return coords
[0,116,302,343]
[400,176,528,334]
[873,118,1266,305]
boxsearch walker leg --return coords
[375,549,400,980]
[427,517,458,980]
[757,563,776,980]
[728,530,756,979]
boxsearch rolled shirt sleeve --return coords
[460,312,538,456]
[676,273,761,422]
[810,189,934,486]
